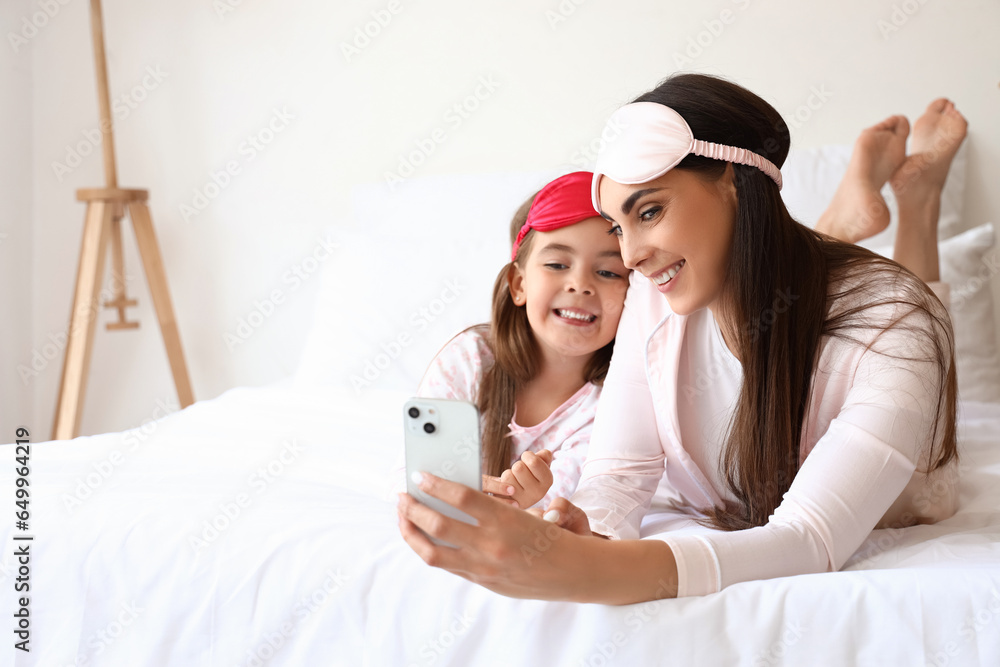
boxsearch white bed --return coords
[2,383,1000,666]
[4,149,1000,665]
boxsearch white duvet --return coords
[2,381,999,666]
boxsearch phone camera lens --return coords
[423,423,435,434]
[408,407,420,419]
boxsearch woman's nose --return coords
[619,230,646,270]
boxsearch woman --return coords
[397,73,966,602]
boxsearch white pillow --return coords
[781,142,968,244]
[294,171,562,394]
[871,223,1000,403]
[941,224,1000,403]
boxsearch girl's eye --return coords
[597,270,623,279]
[606,225,622,238]
[639,206,661,223]
[544,263,567,270]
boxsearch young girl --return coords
[415,171,630,509]
[399,74,967,602]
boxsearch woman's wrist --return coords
[565,534,678,604]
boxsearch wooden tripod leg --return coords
[104,208,139,329]
[128,201,195,408]
[52,201,112,440]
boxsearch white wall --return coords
[0,0,34,440]
[3,0,997,438]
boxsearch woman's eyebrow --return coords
[621,188,663,216]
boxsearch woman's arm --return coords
[570,276,670,538]
[398,472,679,603]
[657,303,953,596]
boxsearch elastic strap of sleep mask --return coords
[591,102,782,211]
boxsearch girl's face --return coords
[509,217,629,362]
[597,167,737,317]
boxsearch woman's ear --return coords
[719,163,739,205]
[508,263,526,306]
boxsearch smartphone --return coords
[403,397,482,545]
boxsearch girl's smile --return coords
[552,307,597,325]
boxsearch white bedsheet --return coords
[2,382,999,666]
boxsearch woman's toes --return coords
[816,116,905,243]
[891,99,967,195]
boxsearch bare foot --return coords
[889,99,967,283]
[816,115,909,243]
[889,98,968,200]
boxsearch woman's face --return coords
[598,166,737,317]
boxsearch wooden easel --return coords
[52,0,194,440]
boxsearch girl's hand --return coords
[481,475,518,506]
[497,450,554,509]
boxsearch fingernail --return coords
[410,471,424,486]
[512,501,519,509]
[543,510,560,523]
[506,486,515,495]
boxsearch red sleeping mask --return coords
[511,171,601,261]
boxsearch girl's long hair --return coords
[631,73,958,530]
[474,195,615,477]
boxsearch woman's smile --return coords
[649,258,686,292]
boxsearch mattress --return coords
[2,381,998,666]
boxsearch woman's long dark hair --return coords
[474,194,615,477]
[632,74,958,530]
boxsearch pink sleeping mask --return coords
[591,102,783,212]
